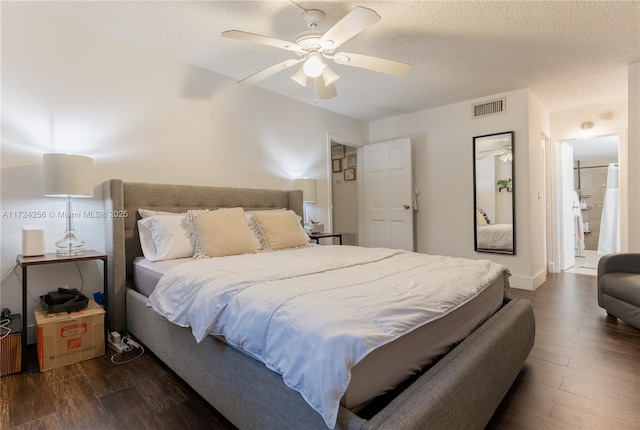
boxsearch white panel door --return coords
[560,143,575,270]
[362,138,414,250]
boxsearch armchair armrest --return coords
[597,253,640,278]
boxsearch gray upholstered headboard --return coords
[103,179,303,332]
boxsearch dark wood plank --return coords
[488,273,640,430]
[78,352,132,397]
[99,386,163,430]
[48,374,117,429]
[3,370,56,427]
[118,354,188,412]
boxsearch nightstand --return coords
[16,250,107,373]
[309,232,343,245]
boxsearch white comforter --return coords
[477,224,513,250]
[147,245,506,428]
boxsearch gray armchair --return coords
[597,253,640,329]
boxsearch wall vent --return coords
[472,97,506,118]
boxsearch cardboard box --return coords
[35,299,105,371]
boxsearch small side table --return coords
[16,250,107,373]
[309,232,343,245]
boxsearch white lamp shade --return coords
[321,66,340,87]
[43,153,94,197]
[291,67,309,87]
[293,178,317,202]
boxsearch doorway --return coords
[558,135,620,274]
[329,138,360,246]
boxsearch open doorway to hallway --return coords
[558,135,620,276]
[328,137,362,246]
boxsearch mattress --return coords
[134,252,505,412]
[133,257,188,297]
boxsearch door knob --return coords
[403,204,410,210]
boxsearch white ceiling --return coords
[13,0,640,122]
[565,135,619,160]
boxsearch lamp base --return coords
[55,234,85,256]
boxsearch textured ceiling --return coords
[13,0,640,122]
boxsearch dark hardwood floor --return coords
[2,273,638,429]
[487,272,639,429]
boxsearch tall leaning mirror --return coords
[473,131,515,254]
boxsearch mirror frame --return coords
[472,131,516,255]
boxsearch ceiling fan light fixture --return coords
[291,67,308,87]
[303,52,325,78]
[321,66,340,86]
[499,152,513,163]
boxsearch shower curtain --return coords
[598,163,619,255]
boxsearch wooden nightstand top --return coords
[17,250,107,266]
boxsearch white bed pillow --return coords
[184,207,257,258]
[137,215,194,261]
[139,208,182,218]
[251,210,310,250]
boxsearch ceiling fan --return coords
[477,145,513,162]
[221,6,411,99]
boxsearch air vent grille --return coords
[472,98,506,118]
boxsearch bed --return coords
[103,179,535,430]
[477,224,514,251]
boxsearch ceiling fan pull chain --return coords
[314,81,318,104]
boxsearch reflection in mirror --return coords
[473,131,515,254]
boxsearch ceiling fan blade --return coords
[476,149,503,159]
[319,6,381,50]
[333,52,410,76]
[222,30,302,53]
[237,58,303,87]
[315,79,337,99]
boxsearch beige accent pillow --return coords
[252,210,309,250]
[187,208,257,258]
[476,210,488,227]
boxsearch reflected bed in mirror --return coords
[473,131,515,254]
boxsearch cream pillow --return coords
[252,210,309,250]
[476,210,488,227]
[186,208,256,258]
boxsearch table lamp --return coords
[43,153,93,256]
[293,178,317,232]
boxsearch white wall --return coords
[628,62,640,251]
[369,88,548,290]
[0,3,367,338]
[526,92,550,286]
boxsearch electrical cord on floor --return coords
[110,335,144,365]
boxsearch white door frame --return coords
[549,133,624,272]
